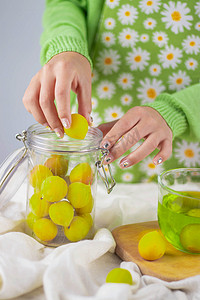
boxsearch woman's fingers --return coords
[104,122,149,164]
[77,77,92,125]
[23,76,47,125]
[39,73,64,137]
[97,120,119,137]
[71,53,92,125]
[119,133,161,168]
[29,99,47,126]
[55,71,72,129]
[153,139,172,165]
[100,107,141,149]
[23,52,93,137]
[98,106,173,167]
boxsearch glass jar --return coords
[0,124,115,247]
[158,168,200,254]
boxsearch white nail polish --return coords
[154,158,163,165]
[120,160,129,168]
[105,156,111,163]
[103,141,110,149]
[54,128,62,138]
[157,158,163,165]
[61,118,70,129]
[123,161,129,167]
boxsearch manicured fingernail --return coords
[87,114,93,126]
[105,156,112,163]
[102,141,110,149]
[154,157,163,165]
[61,118,70,129]
[120,160,129,168]
[54,128,63,138]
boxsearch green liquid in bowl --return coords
[158,191,200,254]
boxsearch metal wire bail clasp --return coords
[95,148,116,194]
[16,130,34,167]
[16,130,28,148]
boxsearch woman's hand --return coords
[22,52,92,138]
[98,106,173,168]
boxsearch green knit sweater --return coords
[40,0,200,142]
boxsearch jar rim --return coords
[26,123,103,153]
[158,167,200,200]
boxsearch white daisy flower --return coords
[96,49,121,75]
[140,34,149,42]
[140,157,163,176]
[91,69,99,83]
[106,0,120,9]
[195,2,200,17]
[144,18,157,29]
[118,28,139,47]
[139,0,161,14]
[195,22,200,31]
[90,112,102,127]
[161,1,193,34]
[149,64,161,76]
[158,45,182,69]
[182,35,200,55]
[120,94,133,106]
[117,73,134,90]
[126,47,150,71]
[102,32,116,47]
[152,31,169,47]
[91,97,98,110]
[175,140,200,167]
[104,105,124,122]
[104,18,116,30]
[168,70,191,91]
[122,172,134,182]
[185,58,198,70]
[96,80,116,100]
[117,4,138,25]
[137,78,165,104]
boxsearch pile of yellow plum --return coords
[27,158,94,243]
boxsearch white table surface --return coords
[0,180,199,300]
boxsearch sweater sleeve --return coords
[40,0,92,68]
[143,83,200,142]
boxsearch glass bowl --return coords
[158,168,200,254]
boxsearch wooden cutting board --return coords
[112,221,200,282]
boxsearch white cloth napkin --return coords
[0,180,199,300]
